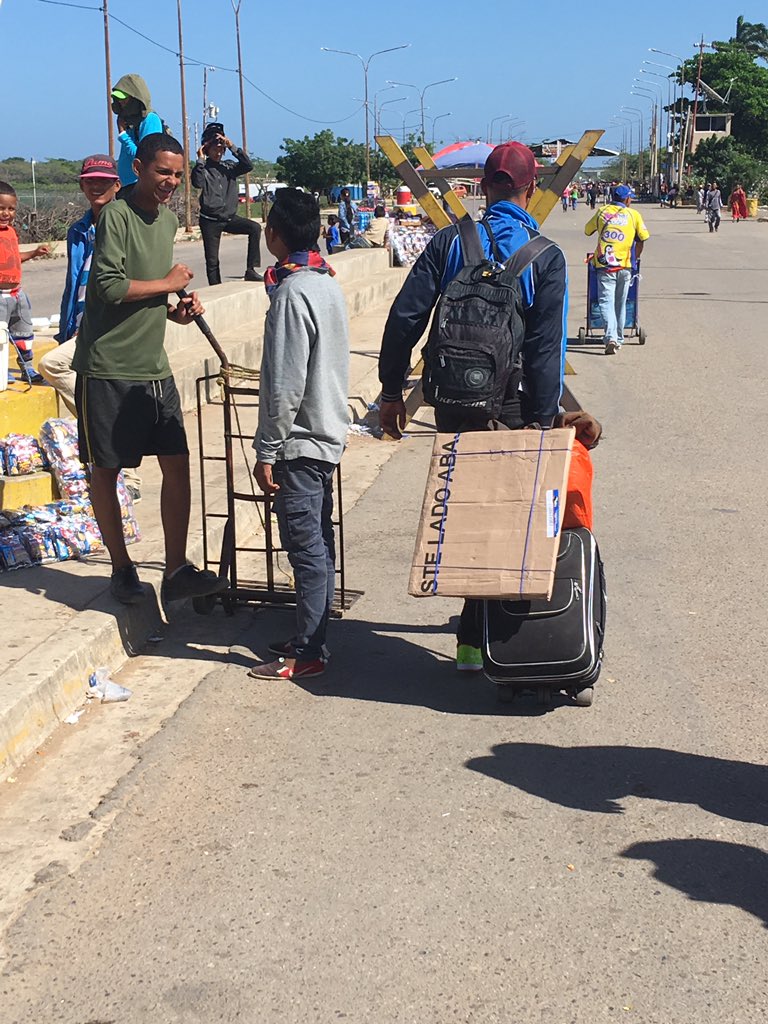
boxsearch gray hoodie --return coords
[254,269,350,465]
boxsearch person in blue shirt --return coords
[337,188,358,245]
[111,74,164,186]
[38,154,141,500]
[324,214,341,254]
[378,142,601,672]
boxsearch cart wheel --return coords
[192,593,217,616]
[577,326,586,344]
[572,687,594,707]
[638,326,647,346]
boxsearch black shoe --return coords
[244,269,264,282]
[126,484,142,504]
[161,564,229,604]
[110,564,145,604]
[268,638,331,662]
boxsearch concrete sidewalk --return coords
[0,251,407,774]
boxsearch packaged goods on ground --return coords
[0,433,48,476]
[409,428,575,601]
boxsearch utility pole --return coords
[232,1,251,219]
[176,0,192,232]
[690,35,706,163]
[203,66,215,128]
[103,0,114,158]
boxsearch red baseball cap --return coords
[79,154,120,180]
[482,142,537,190]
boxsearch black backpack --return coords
[422,217,555,419]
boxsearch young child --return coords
[323,214,341,255]
[0,181,51,384]
[73,133,228,606]
[250,189,350,681]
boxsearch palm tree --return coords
[714,16,768,60]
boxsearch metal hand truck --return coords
[577,254,647,346]
[181,290,359,617]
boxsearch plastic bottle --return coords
[88,667,132,703]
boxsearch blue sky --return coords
[0,1,761,164]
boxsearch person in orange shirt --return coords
[0,181,50,383]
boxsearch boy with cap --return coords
[191,123,263,284]
[585,184,649,355]
[73,133,228,606]
[379,141,601,672]
[0,180,50,384]
[39,155,141,499]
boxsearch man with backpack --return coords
[378,141,599,673]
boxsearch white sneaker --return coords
[605,340,619,355]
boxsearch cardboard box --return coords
[409,428,575,601]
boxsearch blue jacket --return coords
[56,210,95,343]
[379,201,568,426]
[117,112,164,185]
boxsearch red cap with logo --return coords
[482,142,537,190]
[79,155,120,180]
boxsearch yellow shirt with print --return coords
[585,203,650,270]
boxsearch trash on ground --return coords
[347,423,376,437]
[64,709,85,725]
[88,667,132,703]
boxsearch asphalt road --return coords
[3,203,767,1023]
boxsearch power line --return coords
[34,0,366,125]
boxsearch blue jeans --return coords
[597,268,632,345]
[272,457,336,661]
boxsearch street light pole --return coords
[176,0,192,233]
[103,0,114,158]
[622,106,644,180]
[322,45,411,185]
[633,88,660,186]
[388,77,458,146]
[431,112,451,146]
[203,66,215,127]
[498,117,525,143]
[649,48,687,187]
[231,1,252,218]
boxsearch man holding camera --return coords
[191,122,263,285]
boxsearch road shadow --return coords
[464,743,768,826]
[231,614,572,717]
[622,839,768,928]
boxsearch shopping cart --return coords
[577,253,647,346]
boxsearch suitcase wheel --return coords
[571,687,594,707]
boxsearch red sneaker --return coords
[248,658,325,681]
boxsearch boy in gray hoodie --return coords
[250,189,350,681]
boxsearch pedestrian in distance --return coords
[249,189,350,682]
[561,189,569,212]
[37,155,141,502]
[584,184,650,355]
[728,182,748,223]
[323,214,341,255]
[0,180,50,384]
[337,188,358,245]
[570,184,579,211]
[111,74,165,187]
[706,182,723,233]
[363,205,390,248]
[696,185,705,214]
[191,121,263,285]
[73,133,229,606]
[378,141,602,672]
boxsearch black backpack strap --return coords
[503,234,557,278]
[456,215,486,267]
[479,218,503,262]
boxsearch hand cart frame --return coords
[577,254,647,346]
[182,291,358,617]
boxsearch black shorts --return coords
[75,375,189,469]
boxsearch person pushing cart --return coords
[584,184,650,355]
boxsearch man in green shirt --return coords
[74,133,227,606]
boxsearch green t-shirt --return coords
[73,196,178,380]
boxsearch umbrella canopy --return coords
[430,140,494,171]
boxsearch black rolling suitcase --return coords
[482,527,606,706]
